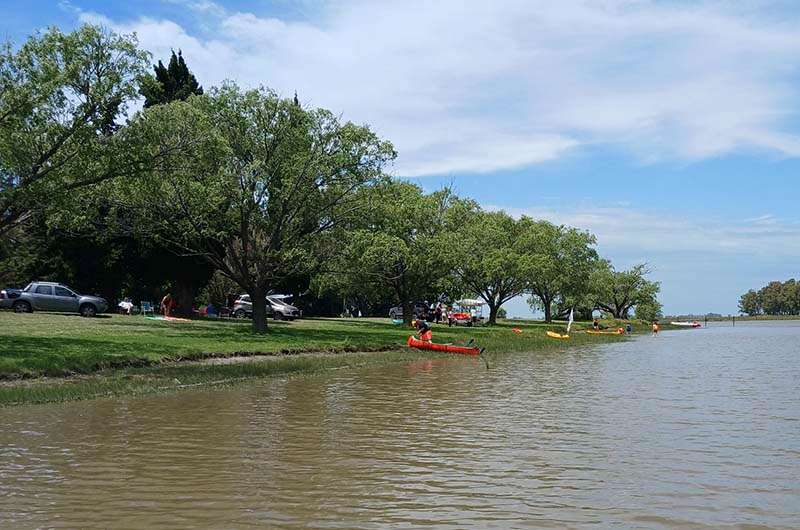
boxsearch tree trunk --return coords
[251,286,269,333]
[543,296,552,323]
[402,299,412,326]
[173,276,194,317]
[487,301,499,325]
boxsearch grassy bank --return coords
[0,312,660,406]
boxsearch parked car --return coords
[0,288,22,309]
[232,294,302,320]
[268,296,302,320]
[11,282,108,317]
[388,302,430,320]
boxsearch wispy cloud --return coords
[76,1,800,176]
[489,203,800,313]
[492,204,800,259]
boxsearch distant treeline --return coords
[739,279,800,316]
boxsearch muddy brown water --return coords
[1,321,799,529]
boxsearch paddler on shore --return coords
[415,318,433,342]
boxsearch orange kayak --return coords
[546,331,570,340]
[407,336,481,356]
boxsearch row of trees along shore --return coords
[0,25,663,332]
[739,280,800,316]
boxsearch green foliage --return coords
[522,220,599,322]
[119,82,395,332]
[738,289,762,316]
[633,298,663,321]
[590,262,660,319]
[739,280,800,316]
[140,50,203,107]
[0,24,149,238]
[318,181,459,323]
[449,210,529,323]
[197,271,239,307]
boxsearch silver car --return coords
[12,282,109,317]
[232,294,302,320]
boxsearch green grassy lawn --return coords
[0,311,660,405]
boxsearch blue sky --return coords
[3,0,799,316]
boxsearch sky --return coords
[3,0,799,317]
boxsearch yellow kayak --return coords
[546,331,570,340]
[586,328,624,335]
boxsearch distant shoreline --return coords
[666,315,800,322]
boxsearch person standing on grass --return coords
[160,293,175,317]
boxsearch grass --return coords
[0,311,662,406]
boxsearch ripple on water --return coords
[1,323,800,528]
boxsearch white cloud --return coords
[492,204,800,259]
[489,203,800,314]
[77,1,800,176]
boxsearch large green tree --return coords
[321,182,461,324]
[0,25,148,239]
[523,220,599,322]
[120,83,394,332]
[738,289,762,316]
[131,48,211,314]
[590,262,660,319]
[450,210,529,324]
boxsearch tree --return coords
[738,289,762,316]
[590,262,660,319]
[634,298,663,321]
[786,279,800,315]
[120,83,395,332]
[322,182,461,324]
[760,281,786,315]
[0,25,149,239]
[522,220,599,322]
[140,50,203,108]
[132,49,211,314]
[450,210,529,324]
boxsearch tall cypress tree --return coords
[140,50,203,108]
[138,50,211,314]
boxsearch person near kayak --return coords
[415,318,433,342]
[160,293,176,317]
[652,320,660,334]
[625,323,633,334]
[592,318,600,330]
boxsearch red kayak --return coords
[407,336,481,356]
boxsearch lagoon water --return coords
[1,321,799,528]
